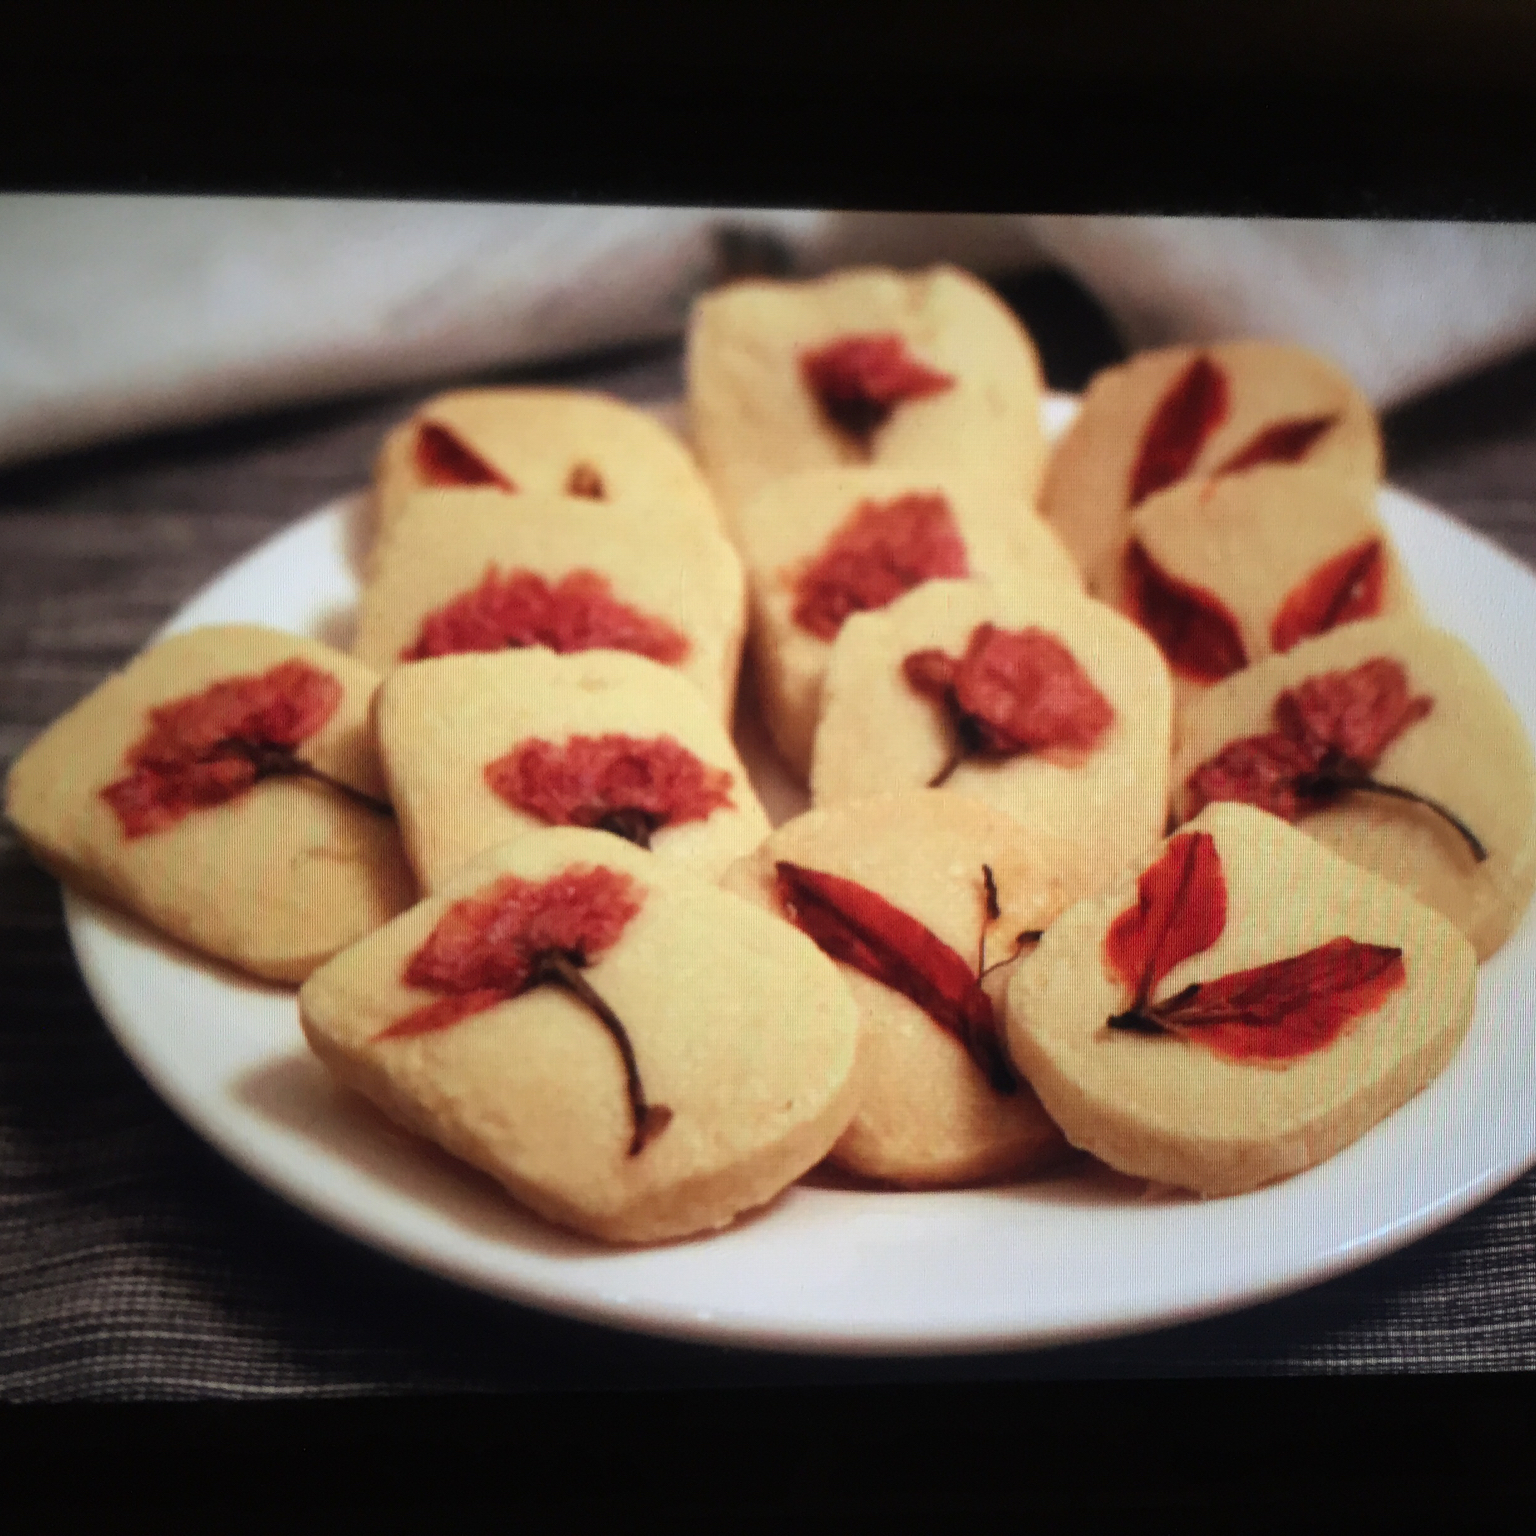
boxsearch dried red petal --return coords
[402,568,690,665]
[799,334,955,447]
[1270,539,1386,654]
[1156,937,1406,1061]
[377,865,644,1040]
[1215,414,1338,477]
[1122,541,1248,683]
[792,493,969,641]
[99,659,343,838]
[1128,355,1231,507]
[1274,657,1433,769]
[1105,832,1227,1006]
[414,423,516,491]
[485,734,735,833]
[956,625,1114,754]
[774,861,1012,1090]
[1182,732,1322,821]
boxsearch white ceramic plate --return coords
[61,397,1536,1354]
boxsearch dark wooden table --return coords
[4,302,1536,1398]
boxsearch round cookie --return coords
[1041,341,1383,592]
[1106,464,1416,702]
[299,828,862,1245]
[376,649,769,892]
[5,625,416,984]
[720,792,1101,1188]
[686,264,1048,523]
[1005,803,1478,1197]
[811,578,1173,890]
[352,489,746,721]
[372,387,722,548]
[1169,618,1536,960]
[733,466,1082,780]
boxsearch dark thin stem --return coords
[928,737,967,789]
[594,807,660,850]
[536,952,673,1157]
[234,741,394,817]
[976,864,1001,977]
[1299,769,1488,863]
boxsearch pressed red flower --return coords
[375,864,668,1154]
[1121,541,1248,684]
[1215,414,1338,477]
[484,734,735,849]
[1182,657,1483,861]
[1102,833,1407,1058]
[99,659,387,838]
[775,861,1016,1092]
[1103,832,1228,1009]
[414,422,515,490]
[799,334,955,449]
[792,492,969,641]
[903,623,1115,787]
[1269,539,1385,654]
[402,567,691,665]
[1128,355,1231,507]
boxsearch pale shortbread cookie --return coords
[687,265,1047,524]
[376,649,769,892]
[1170,618,1536,960]
[1107,465,1416,707]
[372,387,721,545]
[812,579,1173,889]
[1042,342,1383,593]
[352,490,746,721]
[1006,803,1477,1197]
[734,467,1083,779]
[299,829,862,1245]
[5,625,415,984]
[722,792,1103,1187]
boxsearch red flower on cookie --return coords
[402,568,690,665]
[100,659,388,838]
[377,864,669,1154]
[775,861,1018,1091]
[799,334,955,450]
[485,734,735,849]
[1182,657,1484,860]
[903,623,1115,787]
[1103,831,1406,1062]
[1128,353,1339,507]
[792,493,969,641]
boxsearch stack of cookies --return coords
[8,263,1534,1249]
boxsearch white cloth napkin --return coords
[3,196,1535,468]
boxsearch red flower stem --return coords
[237,741,394,817]
[533,951,673,1156]
[1295,769,1488,863]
